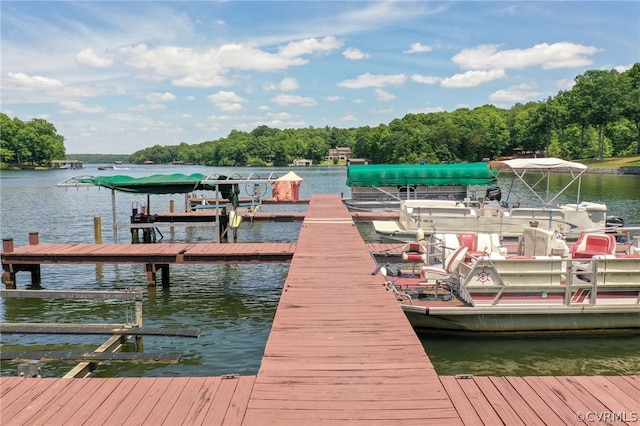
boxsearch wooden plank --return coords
[471,376,527,425]
[161,376,210,425]
[439,376,484,426]
[223,375,256,426]
[0,378,58,421]
[603,376,640,407]
[139,377,190,424]
[81,378,142,426]
[102,377,161,425]
[180,377,223,425]
[1,350,182,363]
[541,376,612,415]
[452,377,503,425]
[572,375,640,414]
[15,378,93,426]
[120,378,174,426]
[0,289,140,300]
[64,378,125,425]
[0,324,201,337]
[519,376,587,425]
[486,376,547,424]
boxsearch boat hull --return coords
[403,305,640,332]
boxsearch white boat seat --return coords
[420,246,468,282]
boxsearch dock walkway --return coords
[1,195,638,425]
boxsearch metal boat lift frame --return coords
[56,172,283,243]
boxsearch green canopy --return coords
[79,173,220,194]
[346,163,497,187]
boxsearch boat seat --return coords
[571,232,616,259]
[401,242,428,264]
[420,246,468,283]
[457,233,507,260]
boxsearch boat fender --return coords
[229,210,243,229]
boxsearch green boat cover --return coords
[78,173,235,196]
[346,163,497,187]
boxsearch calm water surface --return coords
[1,165,639,377]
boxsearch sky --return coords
[1,1,639,155]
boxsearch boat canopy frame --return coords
[489,158,588,207]
[56,172,285,243]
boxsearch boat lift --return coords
[56,172,283,243]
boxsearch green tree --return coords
[573,69,624,159]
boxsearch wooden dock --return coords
[1,194,639,425]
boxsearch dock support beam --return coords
[2,237,42,288]
[145,263,170,287]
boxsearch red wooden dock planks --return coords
[1,194,639,425]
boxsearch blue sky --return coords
[2,1,639,154]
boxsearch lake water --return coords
[1,165,639,377]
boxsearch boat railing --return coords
[459,254,640,307]
[567,255,640,306]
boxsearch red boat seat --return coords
[571,232,616,259]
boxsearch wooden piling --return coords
[2,238,15,288]
[94,216,102,244]
[28,232,39,245]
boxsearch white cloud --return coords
[75,48,114,68]
[441,69,506,88]
[338,72,407,89]
[206,114,233,121]
[117,37,342,88]
[5,72,63,90]
[411,74,441,85]
[278,36,343,58]
[404,43,432,54]
[271,94,317,107]
[489,83,546,103]
[374,88,395,102]
[452,42,599,71]
[407,106,444,114]
[343,47,370,60]
[555,78,575,90]
[59,100,105,113]
[278,77,299,91]
[208,91,247,111]
[145,92,177,102]
[326,96,345,101]
[267,112,295,120]
[614,63,634,72]
[341,114,357,121]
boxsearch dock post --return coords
[29,264,42,287]
[94,217,102,244]
[145,264,157,287]
[169,200,175,213]
[2,238,14,253]
[135,290,144,349]
[160,264,170,288]
[28,232,39,245]
[2,238,16,288]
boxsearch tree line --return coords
[1,63,638,169]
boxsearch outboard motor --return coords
[606,215,626,242]
[606,215,624,229]
[485,186,502,202]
